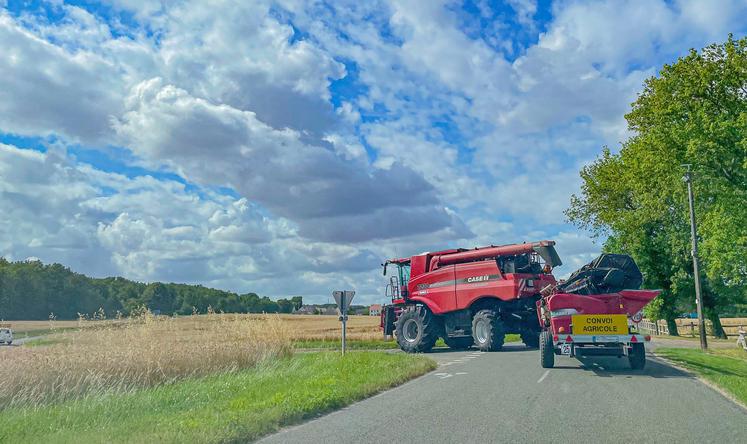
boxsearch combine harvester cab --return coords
[537,254,660,370]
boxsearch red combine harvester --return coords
[537,254,660,369]
[381,241,562,352]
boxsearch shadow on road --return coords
[572,355,690,379]
[428,343,533,354]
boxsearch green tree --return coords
[567,36,747,337]
[290,296,303,311]
[0,259,297,319]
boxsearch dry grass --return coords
[0,311,292,408]
[4,313,381,337]
[0,320,84,333]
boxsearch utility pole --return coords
[683,165,707,350]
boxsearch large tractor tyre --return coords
[540,330,555,368]
[521,330,540,349]
[444,336,473,350]
[628,343,646,370]
[395,306,440,353]
[471,309,505,352]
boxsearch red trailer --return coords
[537,254,660,369]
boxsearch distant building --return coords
[369,304,382,316]
[321,306,338,316]
[295,305,318,315]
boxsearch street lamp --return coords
[682,165,707,350]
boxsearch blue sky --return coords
[1,0,746,304]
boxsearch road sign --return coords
[572,314,627,335]
[333,290,355,314]
[333,290,355,355]
[630,311,643,324]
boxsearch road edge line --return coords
[650,352,747,413]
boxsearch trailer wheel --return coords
[521,330,540,348]
[395,306,439,353]
[471,309,505,351]
[540,331,554,368]
[444,336,473,350]
[628,343,646,370]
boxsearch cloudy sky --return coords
[1,0,746,304]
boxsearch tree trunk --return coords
[666,316,679,336]
[702,288,727,339]
[706,309,727,339]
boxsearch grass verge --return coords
[0,351,435,444]
[656,347,747,406]
[293,334,521,350]
[293,339,399,349]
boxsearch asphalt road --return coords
[260,343,746,444]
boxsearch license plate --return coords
[572,314,628,335]
[560,344,572,355]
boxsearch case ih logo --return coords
[416,274,502,290]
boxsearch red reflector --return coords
[565,335,573,343]
[630,335,638,343]
[552,335,558,342]
[644,335,651,342]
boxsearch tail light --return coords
[644,335,651,342]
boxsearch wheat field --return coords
[0,313,382,408]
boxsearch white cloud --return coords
[113,78,465,242]
[1,0,745,304]
[0,13,124,144]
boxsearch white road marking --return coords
[537,370,550,384]
[455,372,468,375]
[438,373,453,379]
[435,372,448,376]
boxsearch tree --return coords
[290,296,303,311]
[0,258,298,319]
[566,36,747,337]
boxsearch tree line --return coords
[0,258,302,320]
[566,36,747,337]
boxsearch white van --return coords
[0,328,12,345]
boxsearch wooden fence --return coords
[637,317,747,338]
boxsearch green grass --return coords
[0,352,436,444]
[22,336,69,347]
[656,347,747,406]
[14,327,78,338]
[293,334,521,350]
[292,339,399,349]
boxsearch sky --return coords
[1,0,746,305]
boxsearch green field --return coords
[0,352,435,444]
[656,348,747,406]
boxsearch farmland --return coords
[0,313,435,443]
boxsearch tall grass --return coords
[0,310,291,408]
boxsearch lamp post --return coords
[683,165,707,350]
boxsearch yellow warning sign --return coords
[572,314,628,335]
